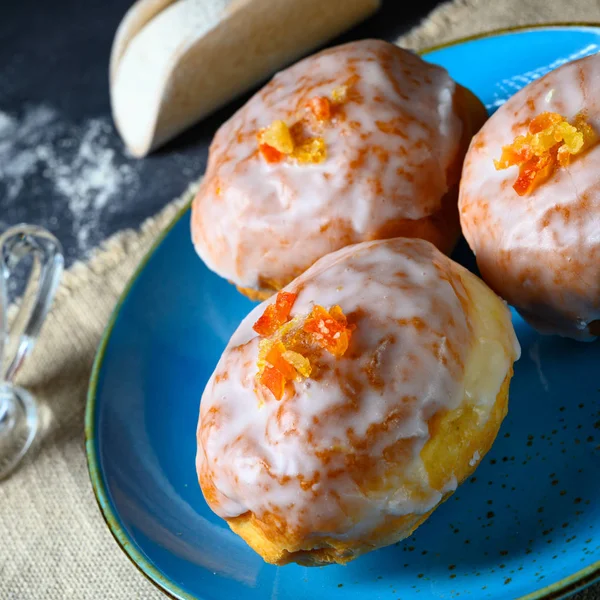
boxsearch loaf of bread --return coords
[110,0,380,156]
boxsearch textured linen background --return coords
[2,1,599,597]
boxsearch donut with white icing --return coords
[459,53,600,340]
[191,39,486,300]
[197,238,520,566]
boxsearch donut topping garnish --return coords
[331,84,350,104]
[253,291,354,400]
[257,83,353,165]
[494,111,597,196]
[252,291,297,336]
[258,119,326,165]
[305,83,351,122]
[303,304,352,357]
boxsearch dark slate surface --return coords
[0,0,443,271]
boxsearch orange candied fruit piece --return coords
[494,111,597,196]
[257,340,312,400]
[258,143,283,164]
[265,341,297,381]
[253,291,297,337]
[252,294,353,399]
[257,120,294,154]
[331,84,349,104]
[257,120,294,164]
[329,304,349,325]
[281,349,311,378]
[512,154,553,196]
[307,96,332,121]
[292,137,326,164]
[303,305,354,358]
[528,111,564,134]
[257,117,327,166]
[260,365,286,401]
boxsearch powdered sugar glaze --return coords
[192,40,462,291]
[197,239,514,539]
[459,53,600,339]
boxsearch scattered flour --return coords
[0,104,140,252]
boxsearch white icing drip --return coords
[469,451,481,467]
[459,52,600,339]
[197,238,517,539]
[529,341,549,392]
[192,40,462,290]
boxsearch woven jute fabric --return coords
[2,2,599,598]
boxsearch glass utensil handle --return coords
[0,226,64,385]
[0,225,63,480]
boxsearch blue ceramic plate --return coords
[86,25,600,600]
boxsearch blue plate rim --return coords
[84,23,600,600]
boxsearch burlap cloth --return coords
[2,1,599,598]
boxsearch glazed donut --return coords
[191,39,487,300]
[197,238,520,566]
[459,52,600,340]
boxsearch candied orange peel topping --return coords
[303,305,353,358]
[257,82,355,166]
[258,119,294,154]
[305,83,351,122]
[293,137,326,164]
[252,291,296,337]
[260,365,286,401]
[252,291,354,400]
[258,119,326,165]
[258,143,283,164]
[494,111,597,196]
[331,84,349,104]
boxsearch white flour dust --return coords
[0,104,140,252]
